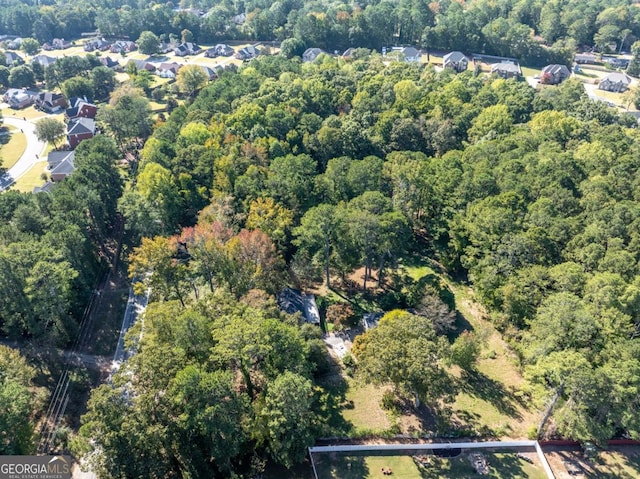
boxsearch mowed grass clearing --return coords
[0,125,27,169]
[12,160,47,192]
[2,105,49,121]
[313,452,547,479]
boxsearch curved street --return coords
[0,115,48,191]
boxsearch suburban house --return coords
[47,150,75,182]
[575,53,598,64]
[200,65,218,81]
[397,46,421,62]
[157,62,182,78]
[100,56,121,70]
[67,118,96,149]
[443,51,469,73]
[5,51,24,66]
[174,42,202,56]
[110,40,137,54]
[205,44,234,57]
[599,72,632,92]
[2,88,36,109]
[602,56,630,69]
[303,47,325,62]
[234,45,260,61]
[491,61,521,79]
[84,38,111,52]
[127,59,156,72]
[33,181,55,194]
[49,38,71,49]
[31,54,57,68]
[35,92,67,113]
[540,64,571,85]
[277,288,321,325]
[66,97,97,120]
[159,42,176,53]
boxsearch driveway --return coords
[0,115,48,191]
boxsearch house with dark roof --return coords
[575,53,598,64]
[200,65,218,80]
[277,288,321,324]
[67,118,96,149]
[599,72,632,92]
[5,51,24,66]
[174,42,202,56]
[66,97,97,120]
[602,56,630,69]
[100,56,121,70]
[47,150,75,181]
[443,51,469,73]
[31,54,57,68]
[234,45,260,61]
[110,40,137,54]
[84,38,111,52]
[303,48,325,62]
[2,88,36,109]
[205,44,234,57]
[50,155,76,182]
[540,64,571,85]
[491,61,521,79]
[35,92,66,113]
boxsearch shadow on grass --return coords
[314,352,356,437]
[457,370,523,419]
[313,454,368,479]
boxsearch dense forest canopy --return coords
[68,46,640,477]
[2,0,640,64]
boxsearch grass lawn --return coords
[520,66,540,78]
[342,382,392,433]
[314,454,422,479]
[592,448,640,478]
[148,100,167,112]
[0,125,27,169]
[400,257,537,438]
[12,160,47,192]
[313,452,546,479]
[2,105,48,121]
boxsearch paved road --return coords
[112,286,149,372]
[0,115,48,190]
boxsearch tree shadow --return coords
[312,453,368,479]
[457,370,523,419]
[314,353,355,437]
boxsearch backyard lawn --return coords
[312,452,547,479]
[0,125,27,169]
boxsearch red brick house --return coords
[65,97,98,120]
[67,118,96,149]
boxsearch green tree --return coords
[137,30,160,55]
[35,117,65,147]
[20,37,40,56]
[353,311,453,408]
[176,64,208,97]
[0,346,36,454]
[279,38,306,59]
[294,204,338,287]
[91,66,116,100]
[258,372,317,468]
[8,65,34,88]
[61,76,94,101]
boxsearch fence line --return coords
[309,440,555,479]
